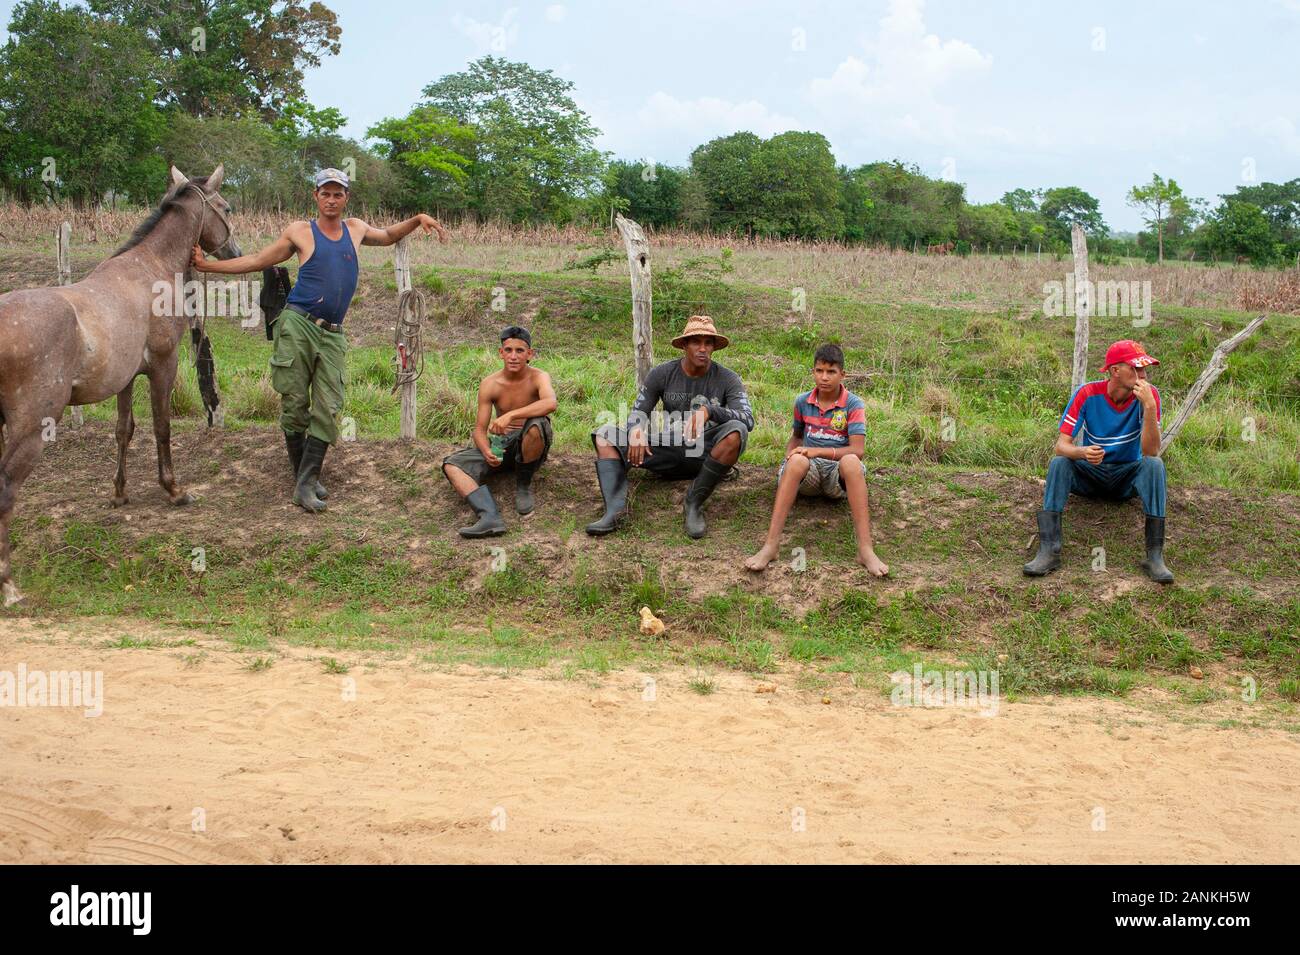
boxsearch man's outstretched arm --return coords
[192,225,298,274]
[357,213,448,247]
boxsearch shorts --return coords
[777,455,854,500]
[591,419,749,480]
[441,416,553,485]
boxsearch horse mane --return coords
[111,175,211,257]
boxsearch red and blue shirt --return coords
[793,386,866,448]
[1059,380,1160,464]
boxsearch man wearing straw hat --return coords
[587,315,754,539]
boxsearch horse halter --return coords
[186,182,234,256]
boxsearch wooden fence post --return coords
[614,214,654,391]
[1070,222,1091,395]
[393,237,418,440]
[1158,315,1267,455]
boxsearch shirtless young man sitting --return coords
[441,326,558,537]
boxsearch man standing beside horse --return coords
[193,168,448,512]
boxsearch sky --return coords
[4,0,1297,230]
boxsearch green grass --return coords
[8,248,1300,709]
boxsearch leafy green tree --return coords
[418,56,604,223]
[1126,174,1193,262]
[0,0,165,205]
[689,131,764,234]
[1202,201,1275,263]
[367,105,474,214]
[748,131,843,238]
[604,159,685,229]
[1039,186,1107,244]
[89,0,341,120]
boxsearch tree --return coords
[749,131,843,238]
[1126,174,1191,263]
[1202,201,1275,263]
[90,0,341,120]
[367,105,474,214]
[689,131,763,234]
[0,0,165,205]
[418,56,604,223]
[1039,186,1107,244]
[604,159,685,229]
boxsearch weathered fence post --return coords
[56,221,84,427]
[614,213,654,391]
[1158,315,1267,455]
[393,237,418,440]
[1070,222,1091,395]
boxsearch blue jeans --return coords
[1043,455,1166,518]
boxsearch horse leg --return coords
[147,359,192,505]
[111,380,135,507]
[0,420,45,607]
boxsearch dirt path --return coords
[2,623,1297,864]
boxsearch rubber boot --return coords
[514,462,538,515]
[684,457,730,539]
[285,431,328,500]
[293,436,329,513]
[1141,516,1174,584]
[585,459,628,536]
[1023,510,1062,576]
[459,485,506,538]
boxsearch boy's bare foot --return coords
[744,543,780,571]
[858,547,889,577]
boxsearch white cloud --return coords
[636,91,802,142]
[1255,116,1300,156]
[545,4,567,22]
[451,8,520,54]
[807,0,992,144]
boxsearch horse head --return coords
[170,165,243,261]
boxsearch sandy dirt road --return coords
[2,622,1297,864]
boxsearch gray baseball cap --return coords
[314,167,350,190]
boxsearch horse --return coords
[0,165,240,607]
[926,241,955,255]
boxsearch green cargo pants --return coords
[269,309,347,445]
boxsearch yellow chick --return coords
[638,606,665,637]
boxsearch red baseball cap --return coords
[1099,340,1159,372]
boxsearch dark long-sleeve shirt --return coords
[631,358,754,431]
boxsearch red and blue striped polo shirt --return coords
[793,386,866,448]
[1058,380,1160,464]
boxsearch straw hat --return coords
[671,315,730,350]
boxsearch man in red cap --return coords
[1024,340,1173,583]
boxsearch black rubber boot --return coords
[459,485,506,538]
[293,436,329,513]
[1023,510,1062,576]
[514,463,538,515]
[284,431,327,500]
[585,459,628,536]
[1141,516,1174,584]
[684,457,730,540]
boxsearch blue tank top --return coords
[286,219,359,324]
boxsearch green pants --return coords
[269,309,347,445]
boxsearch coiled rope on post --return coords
[393,287,427,393]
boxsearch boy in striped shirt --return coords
[1023,340,1173,583]
[744,344,888,577]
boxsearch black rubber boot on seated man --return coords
[285,431,328,500]
[459,486,507,538]
[585,459,628,536]
[1023,510,1062,576]
[514,462,538,516]
[293,435,329,513]
[684,458,730,539]
[1141,516,1174,584]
